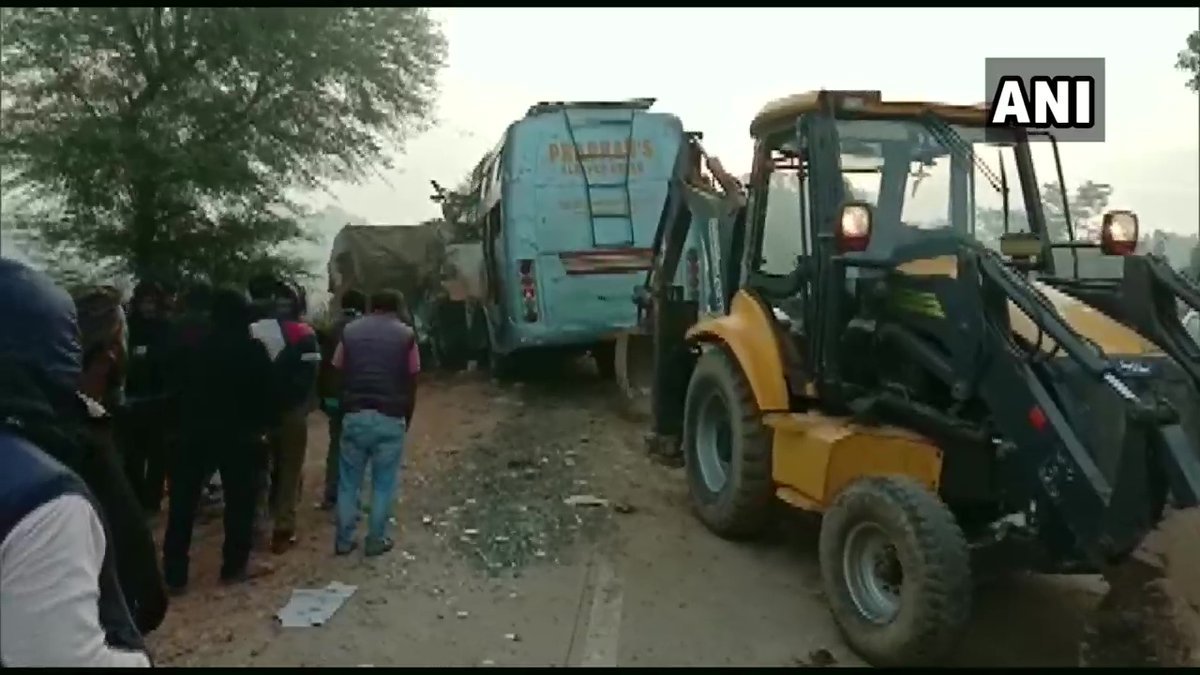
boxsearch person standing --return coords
[167,282,219,504]
[73,287,170,635]
[316,288,366,510]
[0,259,151,667]
[122,280,173,514]
[332,289,420,557]
[162,288,277,593]
[249,279,321,554]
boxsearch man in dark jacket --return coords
[167,281,219,503]
[162,287,278,593]
[316,288,367,510]
[74,286,170,634]
[122,280,173,513]
[0,259,150,666]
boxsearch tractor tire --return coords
[593,341,616,380]
[681,345,773,539]
[818,476,972,667]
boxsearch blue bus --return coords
[464,98,706,375]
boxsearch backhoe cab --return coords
[640,90,1200,667]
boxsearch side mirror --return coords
[837,202,873,253]
[1100,210,1139,256]
[999,232,1042,260]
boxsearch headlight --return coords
[837,202,874,253]
[1100,210,1139,256]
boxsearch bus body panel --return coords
[486,103,692,355]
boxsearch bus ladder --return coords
[562,109,636,248]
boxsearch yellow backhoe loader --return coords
[627,90,1200,667]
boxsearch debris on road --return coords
[413,386,616,576]
[794,648,837,667]
[564,494,609,507]
[275,581,358,628]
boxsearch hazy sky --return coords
[318,8,1200,236]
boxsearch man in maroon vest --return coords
[330,289,420,557]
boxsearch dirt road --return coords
[146,366,1105,667]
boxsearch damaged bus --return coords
[465,98,708,376]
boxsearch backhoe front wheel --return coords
[819,476,972,667]
[682,346,773,539]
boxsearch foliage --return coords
[1175,30,1199,278]
[1040,180,1113,241]
[430,166,485,242]
[1177,29,1200,93]
[0,7,447,285]
[974,180,1111,248]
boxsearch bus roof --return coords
[749,90,989,138]
[525,97,657,118]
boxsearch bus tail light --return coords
[519,259,538,322]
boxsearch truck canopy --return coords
[328,223,485,311]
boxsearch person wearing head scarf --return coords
[72,286,170,635]
[162,287,278,593]
[0,259,151,666]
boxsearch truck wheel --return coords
[819,476,972,667]
[592,341,616,380]
[433,336,465,372]
[615,333,653,419]
[682,345,773,539]
[489,350,518,381]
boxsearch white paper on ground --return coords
[275,581,358,627]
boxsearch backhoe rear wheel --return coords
[819,476,972,667]
[682,345,773,539]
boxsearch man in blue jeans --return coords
[330,289,420,557]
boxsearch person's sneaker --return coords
[271,530,297,555]
[220,561,275,585]
[334,541,358,556]
[364,537,394,558]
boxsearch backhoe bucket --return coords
[1080,507,1200,667]
[1078,410,1200,667]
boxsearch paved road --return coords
[149,370,1103,667]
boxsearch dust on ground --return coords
[147,365,630,666]
[412,378,620,576]
[147,371,505,664]
[1079,508,1200,667]
[145,364,1128,667]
